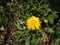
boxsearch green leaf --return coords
[0,26,4,31]
[31,34,35,43]
[52,11,58,18]
[15,34,21,42]
[47,15,54,24]
[47,11,58,24]
[15,22,25,30]
[56,26,60,30]
[25,38,30,45]
[31,34,37,45]
[26,13,30,17]
[47,27,54,33]
[0,6,3,11]
[55,38,60,45]
[56,26,60,33]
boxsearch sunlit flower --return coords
[26,16,41,30]
[44,19,48,23]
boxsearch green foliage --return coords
[0,0,60,45]
[25,38,30,45]
[55,38,60,45]
[45,27,54,33]
[0,26,4,31]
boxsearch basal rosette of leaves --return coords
[0,0,60,45]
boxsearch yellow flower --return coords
[44,19,48,23]
[26,16,41,30]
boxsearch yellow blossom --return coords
[44,19,48,23]
[26,16,41,30]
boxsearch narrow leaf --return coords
[25,38,30,45]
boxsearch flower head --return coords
[44,19,48,24]
[26,16,41,30]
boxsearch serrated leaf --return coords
[47,27,54,33]
[47,15,54,24]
